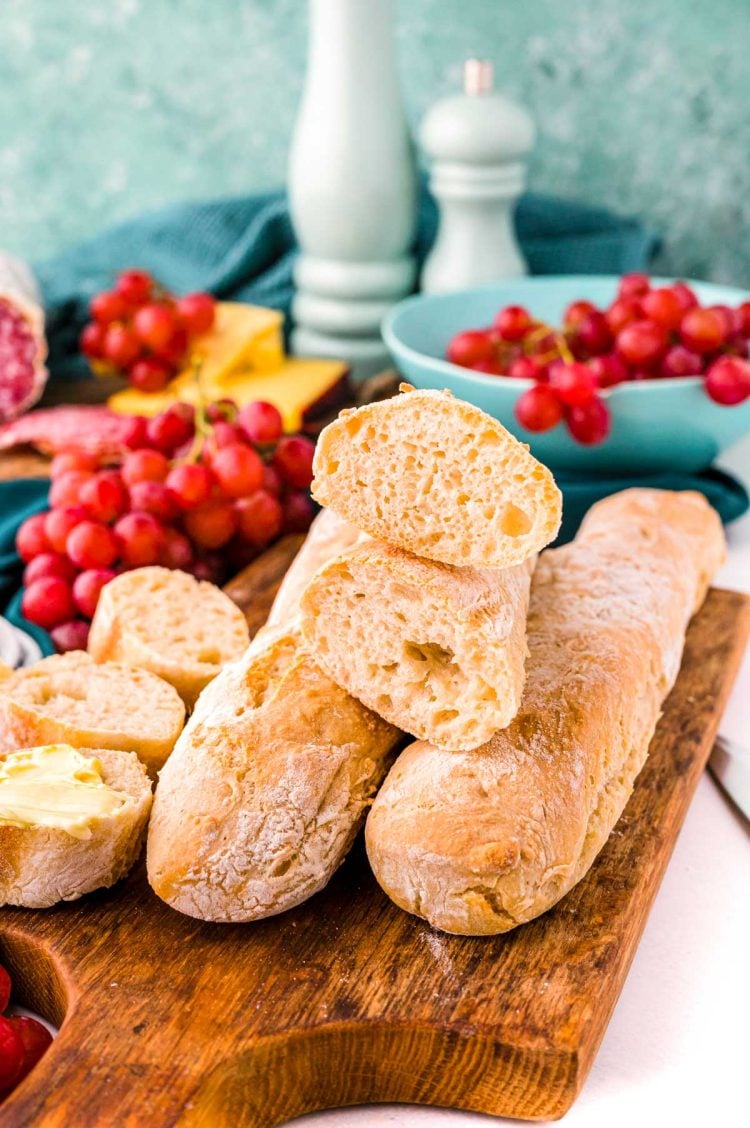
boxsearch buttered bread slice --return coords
[311,386,562,568]
[300,540,534,751]
[0,743,152,908]
[88,567,250,709]
[0,652,185,776]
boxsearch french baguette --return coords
[300,540,534,750]
[88,566,250,709]
[0,746,152,909]
[147,509,402,922]
[365,489,726,935]
[0,652,185,777]
[311,386,561,568]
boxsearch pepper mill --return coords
[420,59,535,294]
[288,0,418,379]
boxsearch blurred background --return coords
[3,0,749,282]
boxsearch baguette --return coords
[147,510,402,922]
[311,386,561,568]
[300,540,534,750]
[366,489,726,935]
[0,652,185,777]
[88,566,250,709]
[0,745,152,909]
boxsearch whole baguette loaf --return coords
[366,489,726,935]
[147,509,402,922]
[300,540,534,750]
[88,566,250,709]
[311,386,562,568]
[0,747,152,909]
[0,652,185,777]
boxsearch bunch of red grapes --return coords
[446,273,750,446]
[15,399,316,652]
[0,964,53,1100]
[79,269,216,392]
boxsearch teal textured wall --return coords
[2,0,749,282]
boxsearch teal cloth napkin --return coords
[36,188,659,383]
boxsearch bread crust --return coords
[300,540,533,750]
[0,748,152,909]
[366,489,726,935]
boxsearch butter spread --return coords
[0,745,128,840]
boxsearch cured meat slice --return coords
[0,405,139,459]
[0,253,48,422]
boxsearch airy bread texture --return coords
[147,508,402,922]
[0,747,152,909]
[0,652,185,777]
[311,386,562,568]
[300,540,534,751]
[366,489,726,935]
[88,566,250,709]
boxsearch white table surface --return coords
[292,436,750,1128]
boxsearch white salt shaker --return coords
[420,59,535,294]
[288,0,417,379]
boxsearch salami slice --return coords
[0,253,48,422]
[0,405,139,459]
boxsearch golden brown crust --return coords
[366,489,726,935]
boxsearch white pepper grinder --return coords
[288,0,418,379]
[420,59,535,294]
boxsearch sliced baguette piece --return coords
[0,652,185,777]
[366,489,726,935]
[0,746,152,909]
[300,540,534,751]
[311,386,562,568]
[147,507,402,922]
[88,566,250,710]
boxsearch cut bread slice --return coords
[88,567,250,709]
[0,745,152,908]
[300,540,534,751]
[0,652,185,777]
[311,386,562,568]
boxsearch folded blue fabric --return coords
[36,188,660,383]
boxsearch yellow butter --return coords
[0,745,128,840]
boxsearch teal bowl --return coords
[382,275,750,474]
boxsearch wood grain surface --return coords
[0,544,747,1126]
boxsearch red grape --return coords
[212,420,244,448]
[618,272,650,298]
[605,296,641,336]
[7,1015,53,1083]
[90,290,127,324]
[705,356,750,405]
[514,385,564,432]
[0,1015,24,1091]
[16,513,51,562]
[0,965,9,1011]
[50,450,98,478]
[129,358,172,393]
[166,462,214,509]
[616,319,668,368]
[710,304,743,338]
[680,307,727,354]
[50,619,90,653]
[80,322,107,359]
[238,400,283,445]
[640,287,683,330]
[189,555,225,585]
[121,415,149,450]
[661,345,703,379]
[563,299,597,327]
[565,397,611,445]
[471,357,505,375]
[79,473,128,524]
[133,303,177,351]
[49,470,93,510]
[588,353,628,388]
[549,362,597,406]
[671,281,699,313]
[114,512,165,567]
[737,301,750,337]
[508,356,544,381]
[571,311,612,356]
[23,552,78,587]
[211,443,265,498]
[122,448,170,486]
[206,399,238,423]
[262,463,282,496]
[183,501,237,549]
[175,292,216,336]
[128,480,178,522]
[494,305,533,342]
[446,329,494,367]
[21,576,76,629]
[115,269,153,307]
[273,435,315,490]
[160,528,194,571]
[154,324,189,367]
[66,521,119,570]
[146,407,194,454]
[235,491,284,548]
[103,324,142,369]
[281,491,315,533]
[72,568,116,618]
[44,506,88,554]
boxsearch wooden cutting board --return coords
[1,537,748,1127]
